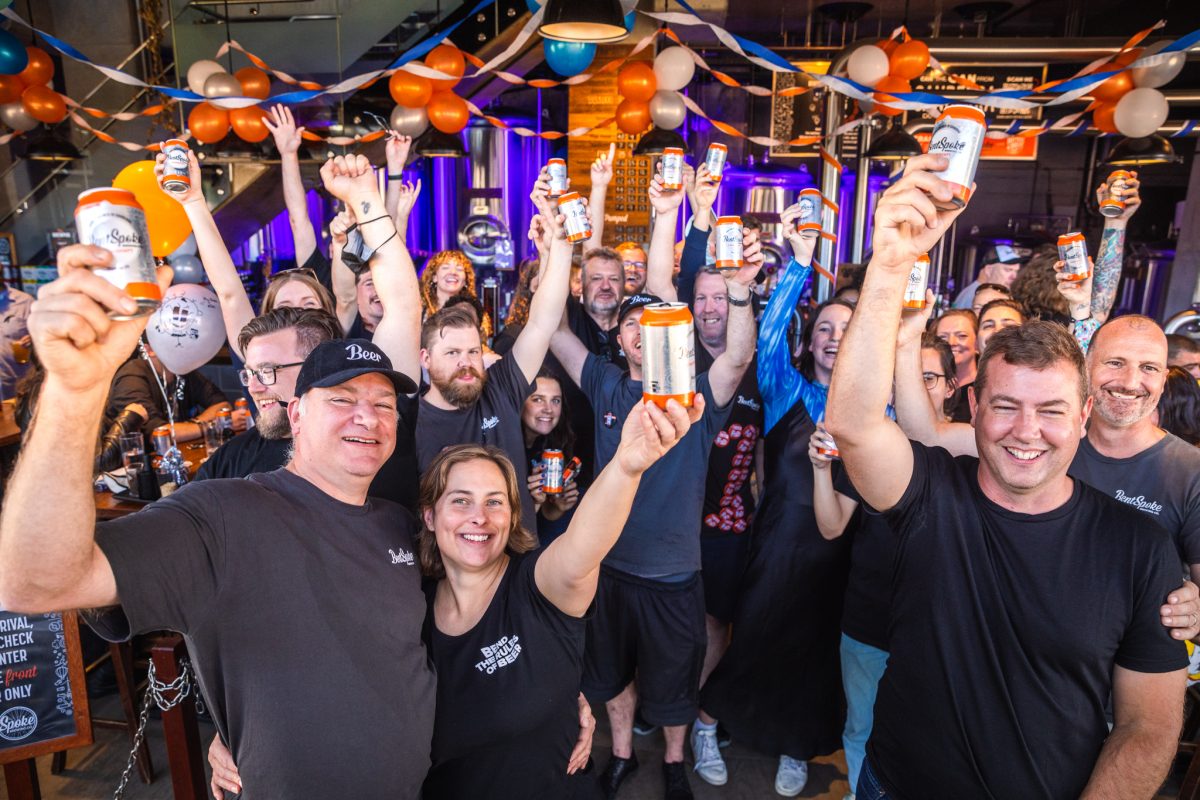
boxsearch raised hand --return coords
[1096,169,1141,224]
[691,163,719,221]
[872,153,968,271]
[648,165,685,215]
[897,289,935,349]
[154,148,204,206]
[263,104,304,157]
[329,209,355,248]
[531,166,556,219]
[320,154,379,207]
[781,201,818,265]
[529,213,553,259]
[590,143,616,189]
[808,423,837,469]
[385,132,413,174]
[1054,258,1095,320]
[394,178,422,226]
[616,396,704,477]
[727,228,763,288]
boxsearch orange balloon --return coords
[231,105,270,142]
[876,39,899,57]
[21,84,66,124]
[425,45,466,92]
[1091,49,1140,104]
[18,47,54,86]
[617,62,657,103]
[235,67,270,101]
[1093,101,1119,134]
[188,102,230,144]
[0,75,25,105]
[889,40,930,81]
[113,160,193,258]
[873,75,911,117]
[390,70,433,108]
[615,97,651,135]
[426,90,469,134]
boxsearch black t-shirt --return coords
[949,380,974,424]
[415,354,537,532]
[869,441,1187,800]
[91,469,436,800]
[832,466,896,651]
[107,359,228,437]
[345,313,373,341]
[696,343,762,538]
[423,552,585,799]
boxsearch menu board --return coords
[0,610,92,764]
[769,61,832,160]
[569,45,654,246]
[912,63,1048,122]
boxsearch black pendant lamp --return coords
[1104,135,1179,167]
[539,0,628,43]
[632,127,686,157]
[415,130,467,158]
[25,129,83,162]
[865,122,923,161]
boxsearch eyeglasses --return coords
[922,371,947,389]
[267,267,317,284]
[238,362,305,386]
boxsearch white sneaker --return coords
[690,725,728,786]
[774,755,808,797]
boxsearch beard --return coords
[433,366,488,409]
[1092,386,1156,427]
[256,403,292,440]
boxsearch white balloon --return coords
[1131,40,1186,90]
[0,101,38,132]
[204,72,243,99]
[847,44,890,88]
[390,104,429,138]
[145,284,226,375]
[1114,87,1169,138]
[619,0,637,12]
[187,60,227,96]
[649,90,687,130]
[654,47,695,92]
[170,233,198,258]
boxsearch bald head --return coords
[1087,315,1168,428]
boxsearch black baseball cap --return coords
[618,292,664,324]
[294,339,417,398]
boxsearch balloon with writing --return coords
[145,284,225,375]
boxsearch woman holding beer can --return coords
[522,368,581,546]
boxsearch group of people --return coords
[1,108,1200,800]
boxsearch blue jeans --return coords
[840,633,889,794]
[856,756,893,800]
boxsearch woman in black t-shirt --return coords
[522,369,580,546]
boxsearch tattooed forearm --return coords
[1090,227,1125,323]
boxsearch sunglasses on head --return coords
[975,283,1011,296]
[267,267,317,283]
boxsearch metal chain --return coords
[113,659,195,800]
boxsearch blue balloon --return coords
[544,40,596,78]
[625,11,636,31]
[0,28,28,76]
[526,0,540,12]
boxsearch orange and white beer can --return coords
[928,104,987,210]
[75,188,162,319]
[1058,232,1090,281]
[904,254,931,309]
[641,302,696,408]
[715,216,743,270]
[558,192,592,243]
[1100,170,1131,218]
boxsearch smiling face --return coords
[423,459,512,573]
[434,258,467,300]
[583,256,624,318]
[937,314,978,376]
[422,324,487,408]
[971,286,1008,316]
[1088,318,1168,429]
[620,246,648,294]
[692,271,729,350]
[272,278,324,311]
[356,273,383,325]
[522,376,563,438]
[289,373,398,480]
[809,303,852,385]
[978,306,1024,354]
[921,346,956,419]
[618,308,644,371]
[244,328,306,439]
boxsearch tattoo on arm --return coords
[361,201,371,215]
[1091,227,1125,321]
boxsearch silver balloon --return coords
[1131,40,1186,90]
[0,101,38,132]
[203,72,244,99]
[170,233,198,258]
[186,59,226,95]
[649,90,686,130]
[168,253,206,285]
[390,104,429,137]
[145,284,226,375]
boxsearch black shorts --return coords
[700,534,750,624]
[582,567,707,727]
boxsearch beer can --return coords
[218,406,234,442]
[641,302,696,408]
[704,143,728,182]
[817,439,840,459]
[715,216,743,271]
[928,104,987,210]
[558,192,592,243]
[904,254,931,309]
[75,188,161,319]
[235,396,255,429]
[796,188,823,240]
[542,449,565,494]
[1057,232,1091,281]
[547,158,568,196]
[1100,170,1131,218]
[661,147,684,191]
[161,138,191,194]
[151,425,172,457]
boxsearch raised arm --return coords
[512,169,574,383]
[584,143,615,252]
[327,209,359,333]
[1054,256,1102,354]
[645,160,686,301]
[0,246,170,612]
[157,150,254,358]
[757,203,816,414]
[536,396,703,616]
[263,105,317,265]
[549,311,589,389]
[1090,170,1140,324]
[676,164,719,305]
[826,154,967,512]
[708,229,763,407]
[383,133,413,221]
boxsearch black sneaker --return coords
[633,708,660,736]
[663,761,694,800]
[717,721,732,749]
[598,751,639,800]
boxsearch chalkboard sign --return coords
[911,63,1049,123]
[0,610,92,763]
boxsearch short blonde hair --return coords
[417,444,538,579]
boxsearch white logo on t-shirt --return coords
[346,343,382,362]
[1113,489,1163,516]
[736,394,761,411]
[475,635,522,674]
[481,416,499,431]
[389,547,415,565]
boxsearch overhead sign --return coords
[914,130,1039,161]
[913,63,1049,122]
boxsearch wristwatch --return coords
[727,291,752,307]
[387,173,404,180]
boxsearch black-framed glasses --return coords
[238,362,305,386]
[922,371,947,389]
[267,267,317,283]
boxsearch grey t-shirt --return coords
[91,469,436,800]
[1070,432,1200,565]
[415,354,536,533]
[582,354,731,576]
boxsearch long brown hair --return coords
[261,271,337,317]
[417,444,538,579]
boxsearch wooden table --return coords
[95,441,209,520]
